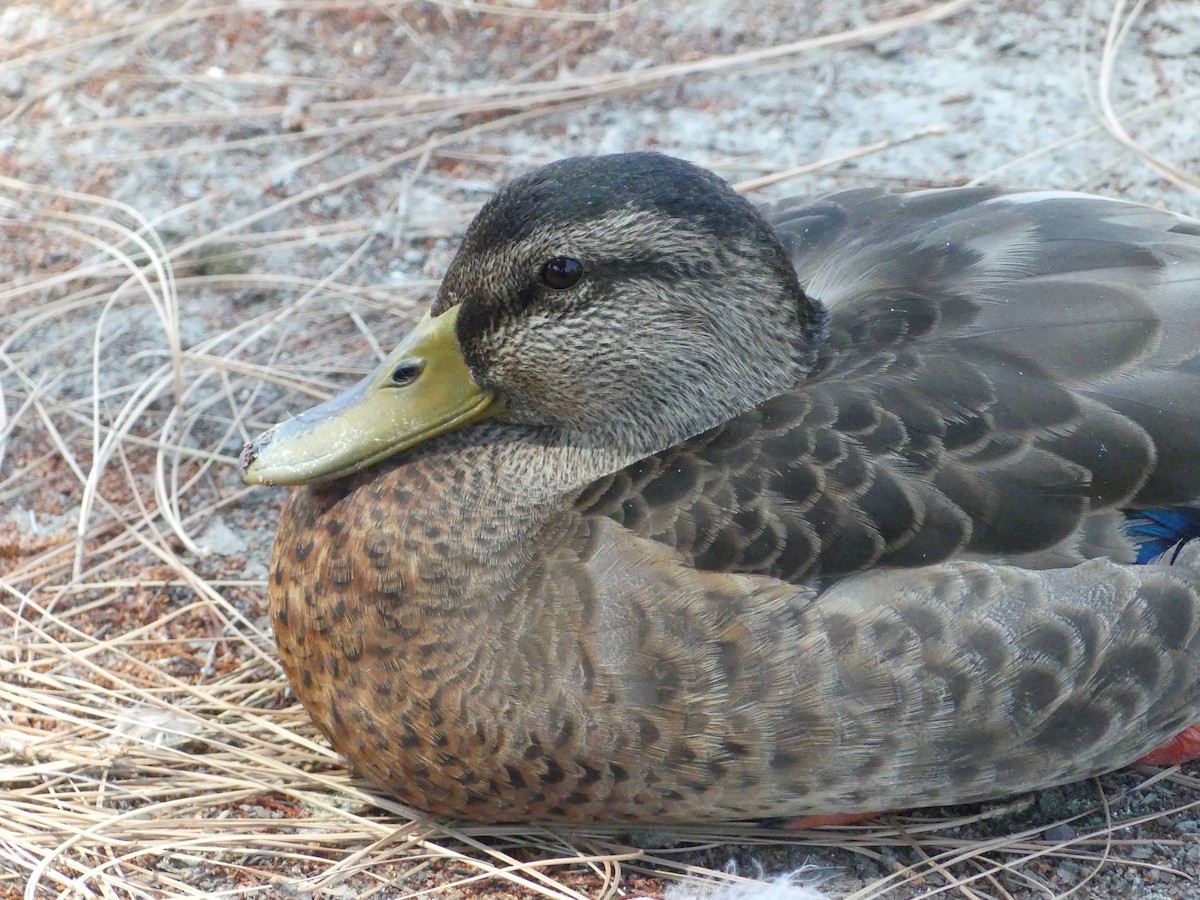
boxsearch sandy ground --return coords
[2,0,1199,898]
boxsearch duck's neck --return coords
[358,423,631,606]
[481,426,634,501]
[422,423,629,530]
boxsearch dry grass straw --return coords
[1,0,1198,897]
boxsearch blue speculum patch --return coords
[1127,508,1200,564]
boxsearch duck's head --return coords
[242,153,824,486]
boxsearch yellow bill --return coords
[241,305,500,486]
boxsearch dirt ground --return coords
[2,0,1199,898]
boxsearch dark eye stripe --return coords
[540,257,583,290]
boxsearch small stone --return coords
[1149,35,1200,58]
[199,516,248,557]
[0,71,25,99]
[1042,824,1076,842]
[1127,843,1154,860]
[1055,861,1080,881]
[241,560,269,581]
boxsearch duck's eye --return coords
[540,256,583,290]
[390,360,425,386]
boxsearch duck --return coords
[242,152,1200,825]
